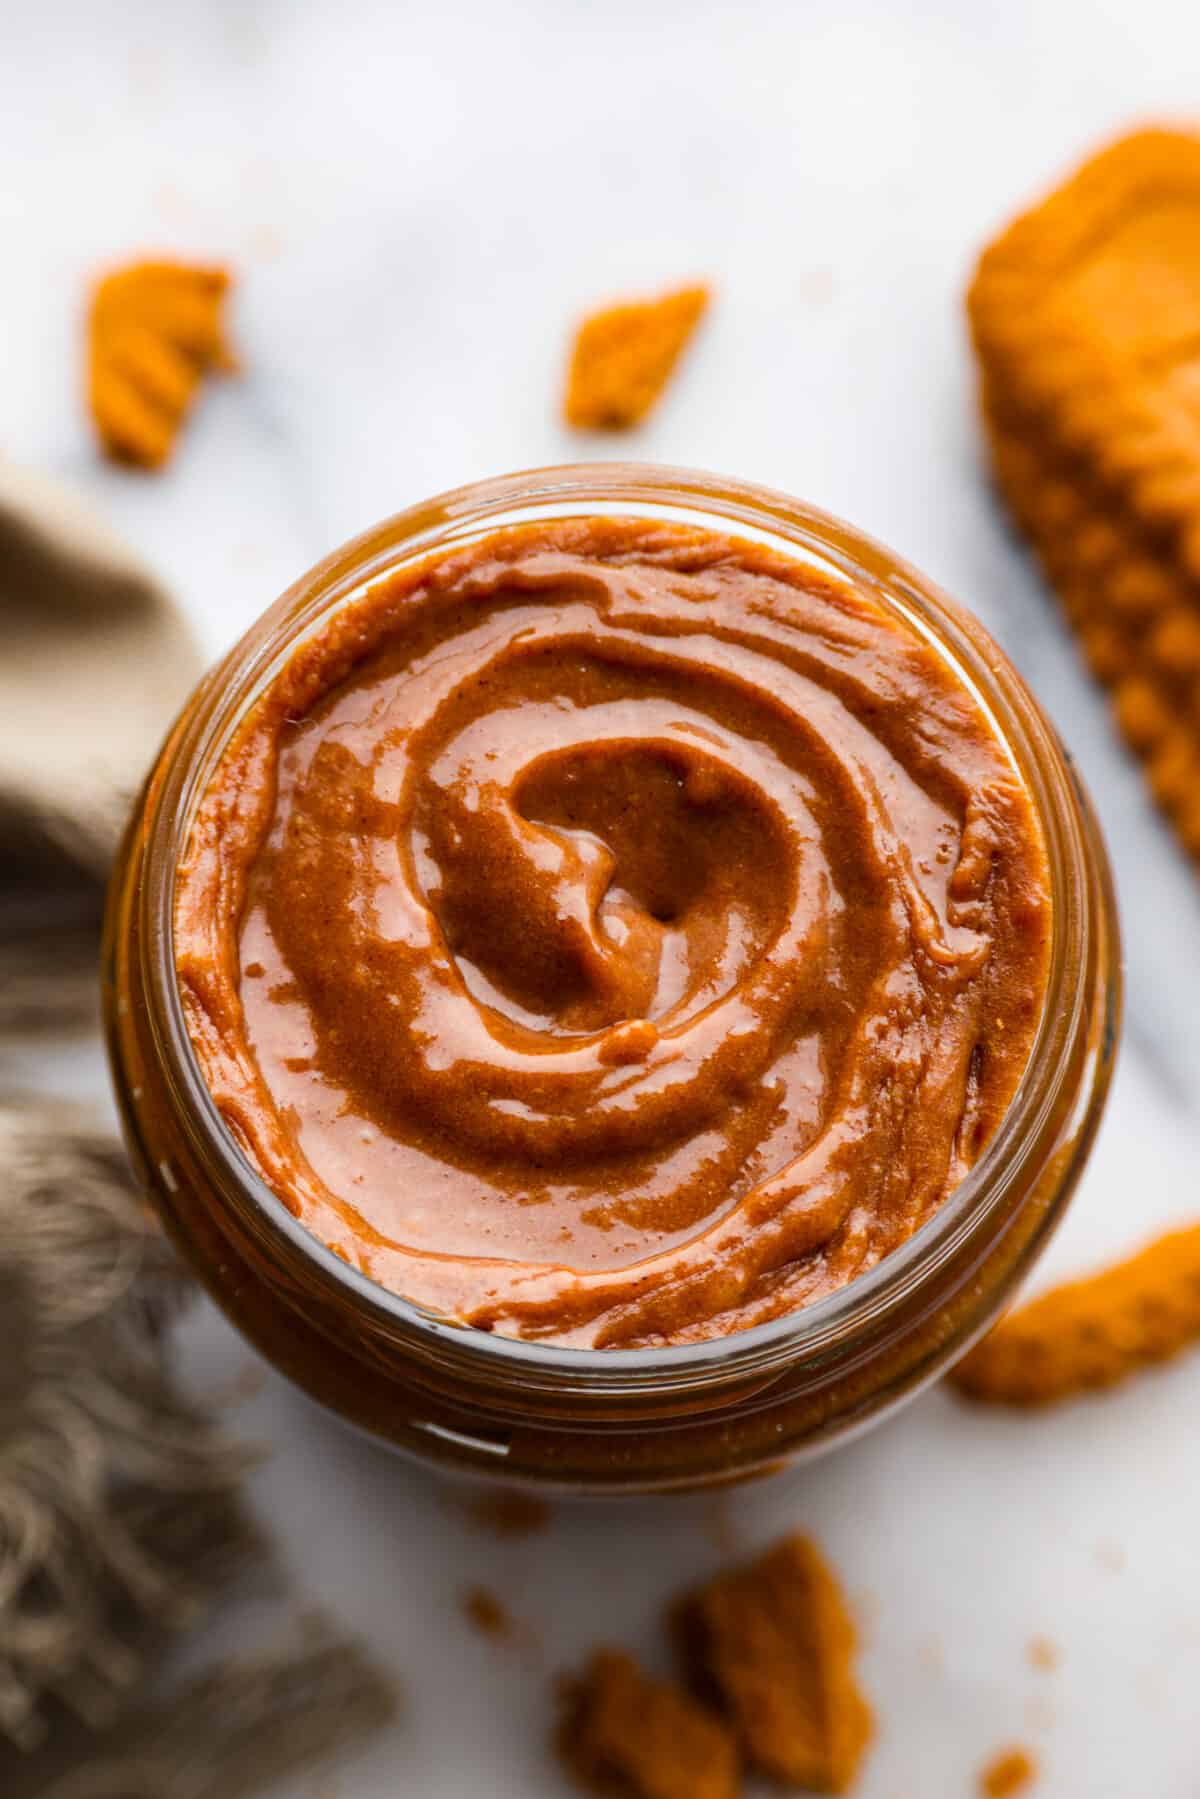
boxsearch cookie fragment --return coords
[565,284,709,429]
[979,1744,1038,1796]
[88,258,235,468]
[675,1534,872,1793]
[949,1222,1200,1405]
[558,1649,739,1799]
[968,128,1200,857]
[978,1748,1036,1791]
[462,1585,511,1639]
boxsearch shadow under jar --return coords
[103,464,1120,1494]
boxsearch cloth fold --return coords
[10,1617,398,1799]
[0,465,399,1794]
[0,1097,263,1758]
[0,459,196,1031]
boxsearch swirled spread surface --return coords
[176,519,1051,1347]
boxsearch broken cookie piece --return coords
[979,1744,1038,1796]
[949,1222,1200,1405]
[559,1648,739,1799]
[462,1585,511,1639]
[675,1534,872,1793]
[87,258,235,468]
[565,284,709,429]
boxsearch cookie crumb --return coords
[565,284,709,429]
[675,1533,872,1793]
[1027,1635,1058,1672]
[87,257,235,468]
[463,1585,511,1639]
[558,1648,738,1799]
[979,1745,1037,1796]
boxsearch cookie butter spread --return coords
[176,519,1051,1348]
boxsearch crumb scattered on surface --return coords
[565,283,709,429]
[1027,1636,1058,1672]
[675,1533,872,1793]
[87,257,235,468]
[464,1490,551,1538]
[948,1224,1200,1405]
[979,1745,1037,1796]
[1095,1540,1126,1573]
[558,1648,739,1799]
[463,1585,511,1639]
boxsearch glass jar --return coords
[103,464,1120,1494]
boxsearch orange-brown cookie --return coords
[675,1535,872,1793]
[88,258,235,468]
[970,128,1200,567]
[949,1222,1200,1405]
[969,129,1200,853]
[565,284,709,429]
[558,1648,739,1799]
[982,407,1200,854]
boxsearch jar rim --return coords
[140,461,1116,1393]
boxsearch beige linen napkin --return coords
[0,464,397,1794]
[0,458,195,1030]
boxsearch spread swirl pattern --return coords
[177,519,1050,1346]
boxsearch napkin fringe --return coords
[0,1101,260,1754]
[25,1619,399,1799]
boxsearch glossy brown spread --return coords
[176,519,1051,1348]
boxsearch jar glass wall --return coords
[103,465,1120,1494]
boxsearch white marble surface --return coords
[5,3,1200,1794]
